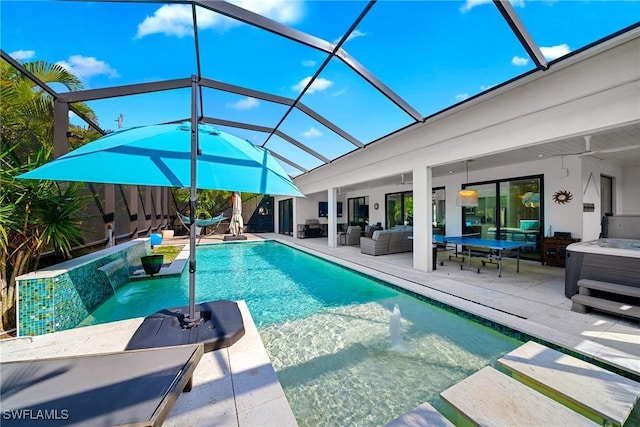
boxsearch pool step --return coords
[385,402,454,427]
[497,341,640,426]
[440,366,598,426]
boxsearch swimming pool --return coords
[80,241,521,426]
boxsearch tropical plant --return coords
[173,188,236,218]
[0,146,87,331]
[0,58,96,331]
[0,60,96,161]
[392,195,413,226]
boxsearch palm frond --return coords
[24,60,84,92]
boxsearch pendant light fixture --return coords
[456,160,478,207]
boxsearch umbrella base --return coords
[224,235,247,241]
[125,300,245,353]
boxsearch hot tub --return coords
[565,238,640,297]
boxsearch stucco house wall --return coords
[276,28,639,270]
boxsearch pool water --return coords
[80,241,521,426]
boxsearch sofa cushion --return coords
[392,225,413,231]
[362,230,412,256]
[365,225,383,238]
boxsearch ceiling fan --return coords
[398,174,413,185]
[576,135,640,158]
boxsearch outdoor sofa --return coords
[360,227,413,256]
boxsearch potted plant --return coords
[141,254,164,276]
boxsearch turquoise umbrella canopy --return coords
[19,121,304,335]
[19,122,303,197]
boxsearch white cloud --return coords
[460,0,491,13]
[348,29,367,41]
[541,44,571,60]
[302,127,322,139]
[137,4,196,38]
[333,29,367,45]
[293,76,333,94]
[10,49,35,61]
[136,1,303,38]
[228,97,259,110]
[512,56,529,66]
[302,59,317,67]
[56,55,119,79]
[243,0,303,24]
[455,93,470,102]
[331,88,347,97]
[461,0,524,13]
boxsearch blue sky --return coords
[3,0,639,175]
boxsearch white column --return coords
[413,166,434,272]
[292,197,299,237]
[328,188,337,248]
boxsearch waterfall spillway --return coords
[390,304,407,352]
[98,259,130,295]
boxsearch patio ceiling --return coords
[335,122,640,195]
[2,1,639,178]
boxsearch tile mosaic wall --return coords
[17,240,149,336]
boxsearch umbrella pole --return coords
[185,76,199,327]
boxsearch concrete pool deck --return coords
[1,232,638,426]
[0,300,298,426]
[275,234,640,371]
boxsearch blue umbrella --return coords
[19,121,303,344]
[19,122,303,196]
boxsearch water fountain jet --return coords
[390,304,408,352]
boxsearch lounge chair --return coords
[0,344,203,426]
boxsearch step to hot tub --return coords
[497,341,640,426]
[578,278,640,298]
[440,366,598,426]
[571,294,640,320]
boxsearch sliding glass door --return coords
[462,175,542,260]
[432,187,446,235]
[348,196,369,229]
[386,191,413,229]
[278,198,293,236]
[462,183,496,237]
